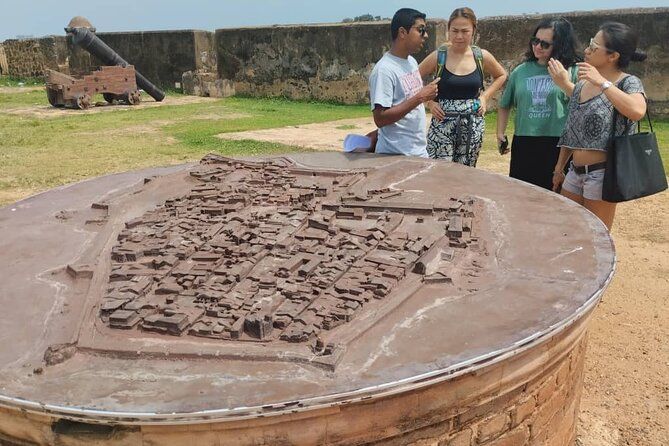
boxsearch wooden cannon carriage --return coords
[45,65,141,109]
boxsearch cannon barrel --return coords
[68,27,165,102]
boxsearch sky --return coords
[2,0,667,41]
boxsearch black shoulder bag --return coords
[602,78,667,202]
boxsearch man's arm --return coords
[372,78,439,128]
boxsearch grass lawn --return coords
[0,76,44,87]
[1,78,668,206]
[0,87,370,205]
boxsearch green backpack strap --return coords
[436,44,485,91]
[471,45,485,91]
[436,44,448,79]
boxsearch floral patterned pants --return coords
[426,98,484,167]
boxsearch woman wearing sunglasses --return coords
[419,7,507,167]
[496,18,580,190]
[552,22,647,229]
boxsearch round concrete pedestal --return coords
[0,153,614,445]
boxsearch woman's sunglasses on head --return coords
[530,37,552,50]
[587,37,611,52]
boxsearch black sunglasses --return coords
[530,37,552,50]
[411,25,427,37]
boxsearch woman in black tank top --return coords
[437,68,482,100]
[419,8,507,166]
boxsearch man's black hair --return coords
[391,8,426,40]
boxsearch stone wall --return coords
[67,30,215,89]
[1,8,667,112]
[2,36,68,78]
[478,7,669,114]
[0,43,8,75]
[214,20,447,103]
[209,7,668,110]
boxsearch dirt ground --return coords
[1,91,220,118]
[217,117,378,150]
[225,117,669,446]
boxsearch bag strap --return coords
[435,44,448,79]
[609,78,623,139]
[568,65,577,84]
[641,93,654,133]
[434,44,485,92]
[471,45,485,91]
[610,76,653,138]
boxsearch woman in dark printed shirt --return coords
[552,22,647,230]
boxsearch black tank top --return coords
[437,68,482,100]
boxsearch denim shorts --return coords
[562,165,605,200]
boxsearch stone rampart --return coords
[2,36,68,78]
[478,8,669,115]
[214,20,447,103]
[0,44,8,75]
[67,30,215,89]
[1,8,667,112]
[209,7,667,110]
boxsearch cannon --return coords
[46,65,141,109]
[66,25,165,102]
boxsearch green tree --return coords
[342,14,386,23]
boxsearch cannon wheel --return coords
[126,90,141,105]
[75,94,91,110]
[103,93,117,104]
[46,88,63,107]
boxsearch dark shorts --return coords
[509,135,561,190]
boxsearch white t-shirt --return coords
[369,52,428,158]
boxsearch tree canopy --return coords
[342,14,385,23]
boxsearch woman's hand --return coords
[548,58,570,88]
[496,134,509,155]
[552,171,566,192]
[477,96,487,116]
[428,101,445,121]
[576,62,607,88]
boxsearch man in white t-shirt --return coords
[369,8,439,157]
